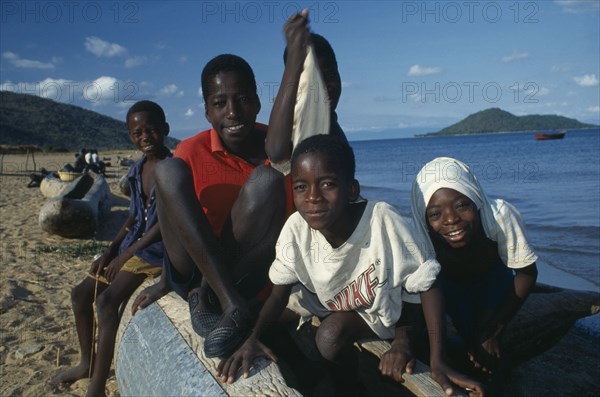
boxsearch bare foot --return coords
[48,364,90,386]
[85,384,107,397]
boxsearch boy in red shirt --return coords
[133,55,288,359]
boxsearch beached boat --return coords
[535,131,566,140]
[38,172,111,238]
[115,281,598,397]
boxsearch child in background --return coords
[218,135,484,396]
[48,100,172,397]
[266,9,348,175]
[411,157,538,381]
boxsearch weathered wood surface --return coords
[501,283,599,363]
[116,280,303,397]
[118,174,131,197]
[39,175,70,198]
[38,172,111,238]
[115,281,599,397]
[359,283,599,396]
[357,340,468,397]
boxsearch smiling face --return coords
[426,188,480,249]
[204,71,261,153]
[127,111,168,157]
[292,151,358,246]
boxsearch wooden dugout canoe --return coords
[115,281,598,397]
[38,172,111,238]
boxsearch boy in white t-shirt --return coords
[217,135,484,396]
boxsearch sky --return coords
[1,0,599,141]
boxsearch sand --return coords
[0,151,137,397]
[1,152,599,397]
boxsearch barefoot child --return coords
[217,135,484,396]
[132,54,289,359]
[411,157,538,380]
[49,100,172,396]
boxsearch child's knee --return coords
[155,158,190,190]
[246,165,285,199]
[71,281,93,307]
[315,321,347,362]
[94,291,120,321]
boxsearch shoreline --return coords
[415,126,600,138]
[1,152,598,396]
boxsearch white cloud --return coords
[85,36,127,58]
[407,64,442,76]
[523,86,550,96]
[84,76,120,105]
[341,81,352,88]
[158,84,184,97]
[125,56,148,68]
[2,52,55,69]
[555,0,600,14]
[184,109,195,117]
[501,52,529,63]
[574,74,599,87]
[179,56,188,63]
[588,106,600,113]
[38,78,75,98]
[551,65,569,73]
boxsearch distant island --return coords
[0,91,180,151]
[422,108,598,136]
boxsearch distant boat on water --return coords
[536,131,566,140]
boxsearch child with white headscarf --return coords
[411,157,538,378]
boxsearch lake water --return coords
[351,129,600,336]
[351,128,600,331]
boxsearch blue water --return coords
[351,129,600,292]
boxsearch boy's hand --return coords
[89,253,110,275]
[103,255,128,282]
[467,336,500,374]
[284,9,310,65]
[216,337,277,384]
[131,282,169,315]
[379,337,415,382]
[430,361,486,397]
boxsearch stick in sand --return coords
[89,272,100,379]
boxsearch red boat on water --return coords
[535,131,566,140]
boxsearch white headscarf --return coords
[411,157,537,269]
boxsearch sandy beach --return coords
[0,151,137,397]
[1,152,599,397]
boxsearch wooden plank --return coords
[357,340,467,397]
[116,302,228,397]
[115,281,599,397]
[116,280,303,397]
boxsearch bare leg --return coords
[48,277,107,386]
[225,165,286,296]
[155,158,242,311]
[86,272,145,397]
[316,312,374,396]
[154,160,285,313]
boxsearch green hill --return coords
[0,91,179,151]
[427,108,597,136]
